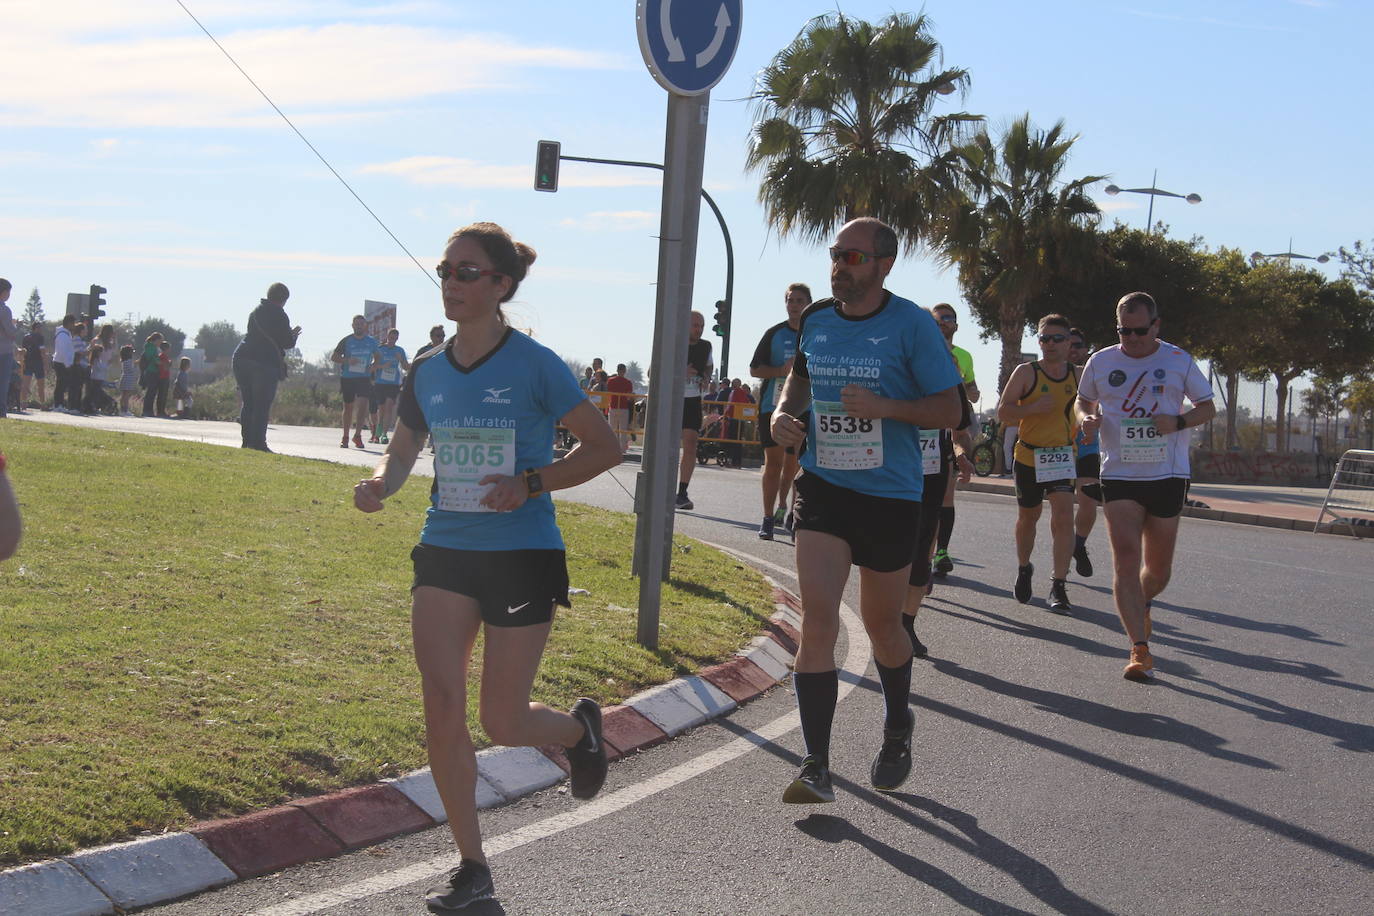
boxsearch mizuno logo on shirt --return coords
[429,394,444,405]
[506,602,529,615]
[868,337,888,346]
[813,334,827,343]
[483,387,513,404]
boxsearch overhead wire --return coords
[173,0,438,289]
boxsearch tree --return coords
[20,289,44,326]
[195,320,241,361]
[944,115,1103,389]
[1347,377,1374,449]
[1337,239,1372,292]
[131,318,187,356]
[625,360,645,389]
[746,11,980,250]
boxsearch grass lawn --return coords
[0,423,775,866]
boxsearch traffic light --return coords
[534,140,561,192]
[712,299,731,337]
[88,284,107,322]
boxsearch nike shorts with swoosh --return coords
[410,543,570,627]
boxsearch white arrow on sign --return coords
[660,0,685,62]
[695,5,732,68]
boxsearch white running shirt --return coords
[1077,340,1213,481]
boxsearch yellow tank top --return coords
[1013,361,1079,467]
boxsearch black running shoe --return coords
[910,632,928,659]
[1048,578,1072,614]
[675,493,693,511]
[870,713,914,792]
[782,755,834,804]
[933,549,954,575]
[758,516,775,540]
[566,698,607,799]
[1074,544,1093,577]
[426,859,494,912]
[1014,563,1034,604]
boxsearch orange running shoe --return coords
[1123,643,1154,682]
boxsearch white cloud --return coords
[559,211,659,232]
[1095,198,1138,212]
[0,17,620,128]
[360,156,661,189]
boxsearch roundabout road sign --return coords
[636,0,742,96]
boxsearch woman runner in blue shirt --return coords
[353,222,620,912]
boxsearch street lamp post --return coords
[1249,240,1330,266]
[1104,169,1202,233]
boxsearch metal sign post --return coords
[632,0,742,648]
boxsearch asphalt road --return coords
[15,415,1374,915]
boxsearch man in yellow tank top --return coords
[996,314,1079,612]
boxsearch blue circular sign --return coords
[636,0,742,96]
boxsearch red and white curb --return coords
[1,586,802,915]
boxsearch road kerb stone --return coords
[601,704,669,754]
[477,746,565,799]
[739,634,793,681]
[64,833,236,911]
[193,805,344,879]
[0,859,113,916]
[291,785,434,850]
[627,676,734,735]
[701,656,778,702]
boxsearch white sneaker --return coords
[121,410,134,417]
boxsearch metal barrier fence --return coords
[564,391,760,446]
[1314,449,1374,538]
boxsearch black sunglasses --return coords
[1039,333,1069,344]
[436,262,503,283]
[1116,324,1154,337]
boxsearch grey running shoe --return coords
[1048,578,1072,614]
[675,493,693,511]
[758,516,775,540]
[425,859,494,912]
[782,755,834,804]
[870,713,914,792]
[566,698,607,799]
[1014,563,1034,604]
[1074,544,1093,577]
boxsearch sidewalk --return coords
[961,474,1347,535]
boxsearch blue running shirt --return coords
[397,329,585,551]
[750,320,800,414]
[336,334,381,379]
[793,293,961,500]
[375,344,408,385]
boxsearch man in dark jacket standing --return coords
[233,283,300,452]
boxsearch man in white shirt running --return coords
[1076,291,1215,681]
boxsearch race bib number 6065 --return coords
[434,427,516,512]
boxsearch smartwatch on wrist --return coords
[1176,413,1188,431]
[523,467,544,498]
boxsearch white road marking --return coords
[1188,547,1374,581]
[249,546,860,916]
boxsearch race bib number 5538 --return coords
[814,401,882,470]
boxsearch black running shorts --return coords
[759,410,779,449]
[792,471,921,573]
[682,396,703,431]
[1014,460,1076,508]
[411,543,570,627]
[1075,452,1101,480]
[909,461,951,587]
[1101,477,1189,519]
[371,383,401,411]
[340,376,372,404]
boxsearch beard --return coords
[831,269,875,304]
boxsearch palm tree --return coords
[746,11,981,250]
[943,115,1103,390]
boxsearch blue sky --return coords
[2,0,1364,403]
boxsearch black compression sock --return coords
[1075,534,1087,551]
[677,482,688,498]
[901,612,917,640]
[936,506,955,551]
[793,670,839,766]
[874,656,914,731]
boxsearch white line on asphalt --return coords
[249,546,855,916]
[1188,547,1374,581]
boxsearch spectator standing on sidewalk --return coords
[233,282,300,452]
[173,357,193,417]
[0,279,18,418]
[50,315,77,412]
[353,221,619,912]
[139,331,163,417]
[69,323,91,415]
[117,345,138,416]
[21,321,47,409]
[154,341,173,417]
[605,363,635,453]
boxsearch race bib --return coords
[1034,445,1075,482]
[1120,417,1167,463]
[380,367,399,384]
[347,356,366,375]
[814,400,882,470]
[433,427,516,512]
[772,378,784,405]
[919,429,941,475]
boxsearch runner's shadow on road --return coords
[1161,671,1374,752]
[1151,598,1344,646]
[927,658,1279,769]
[929,601,1121,661]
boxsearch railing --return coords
[1314,449,1374,538]
[558,392,760,449]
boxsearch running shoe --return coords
[1048,579,1072,614]
[870,712,914,792]
[758,516,775,540]
[910,632,928,660]
[340,435,349,449]
[379,434,389,444]
[353,432,365,449]
[1123,644,1154,682]
[782,755,834,804]
[674,493,694,511]
[368,433,380,443]
[1014,563,1034,604]
[1073,544,1093,577]
[565,697,607,799]
[425,859,494,912]
[933,548,954,575]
